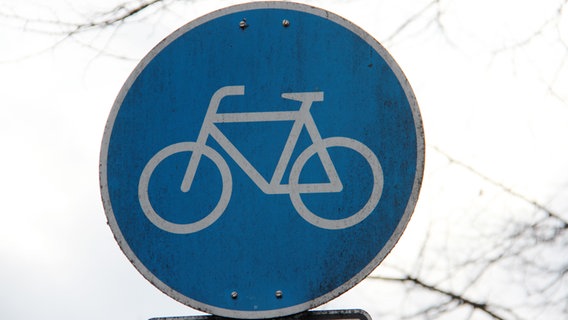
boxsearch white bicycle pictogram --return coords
[138,85,384,234]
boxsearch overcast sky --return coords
[1,0,567,319]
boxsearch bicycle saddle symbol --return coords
[138,86,384,234]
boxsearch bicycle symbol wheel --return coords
[138,142,232,234]
[289,137,384,230]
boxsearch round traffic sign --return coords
[100,2,424,318]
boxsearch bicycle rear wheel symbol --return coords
[138,86,383,234]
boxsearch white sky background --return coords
[1,0,567,319]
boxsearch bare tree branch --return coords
[0,0,171,36]
[68,0,166,34]
[490,0,568,106]
[493,0,568,54]
[431,145,568,228]
[369,275,512,320]
[383,0,439,43]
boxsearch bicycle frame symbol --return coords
[139,86,384,234]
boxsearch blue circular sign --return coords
[100,2,424,319]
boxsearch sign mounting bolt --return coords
[275,290,283,299]
[282,19,290,27]
[231,291,238,299]
[239,19,248,30]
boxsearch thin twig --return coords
[370,275,508,320]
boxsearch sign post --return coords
[100,2,424,319]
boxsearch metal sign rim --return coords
[99,1,425,319]
[149,308,373,320]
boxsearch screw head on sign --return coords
[239,19,248,30]
[282,19,290,27]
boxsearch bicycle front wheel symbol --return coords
[138,142,232,234]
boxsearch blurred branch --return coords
[491,0,568,105]
[425,144,568,318]
[383,0,454,45]
[369,275,511,320]
[68,0,167,34]
[383,0,439,43]
[0,0,175,61]
[493,0,568,54]
[431,145,568,228]
[0,0,170,36]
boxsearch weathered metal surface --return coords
[100,2,424,319]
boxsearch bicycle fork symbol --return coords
[138,86,384,234]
